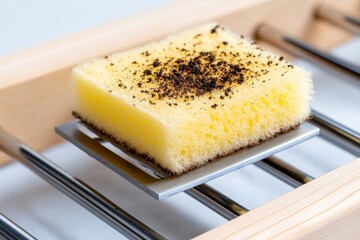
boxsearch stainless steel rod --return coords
[255,157,314,188]
[345,15,360,28]
[186,184,249,220]
[256,24,360,77]
[0,214,36,240]
[0,127,165,240]
[283,36,360,76]
[316,4,360,34]
[311,110,360,156]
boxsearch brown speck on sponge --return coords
[126,46,271,105]
[211,104,218,109]
[153,59,161,67]
[144,69,152,75]
[210,25,220,34]
[112,25,281,108]
[279,56,284,61]
[141,50,150,57]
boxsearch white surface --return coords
[0,1,359,239]
[0,0,174,56]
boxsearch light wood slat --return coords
[195,158,360,240]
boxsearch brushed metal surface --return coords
[56,121,319,200]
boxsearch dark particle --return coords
[153,59,161,67]
[279,56,284,61]
[132,61,138,64]
[222,41,228,45]
[211,104,218,109]
[104,56,108,59]
[144,69,152,75]
[210,25,220,34]
[208,52,216,62]
[110,63,114,66]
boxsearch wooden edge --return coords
[195,157,360,240]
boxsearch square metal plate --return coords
[56,121,319,200]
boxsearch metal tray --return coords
[56,120,319,200]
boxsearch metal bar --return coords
[255,157,314,188]
[0,127,165,240]
[186,184,249,220]
[316,4,360,34]
[256,24,360,77]
[0,214,36,240]
[311,110,360,156]
[345,15,360,28]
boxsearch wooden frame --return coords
[0,0,359,238]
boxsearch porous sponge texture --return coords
[72,23,312,175]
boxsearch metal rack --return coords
[0,4,359,240]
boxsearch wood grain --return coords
[195,158,360,240]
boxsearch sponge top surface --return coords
[74,23,303,120]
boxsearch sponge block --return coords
[72,23,312,175]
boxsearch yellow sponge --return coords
[72,23,312,175]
